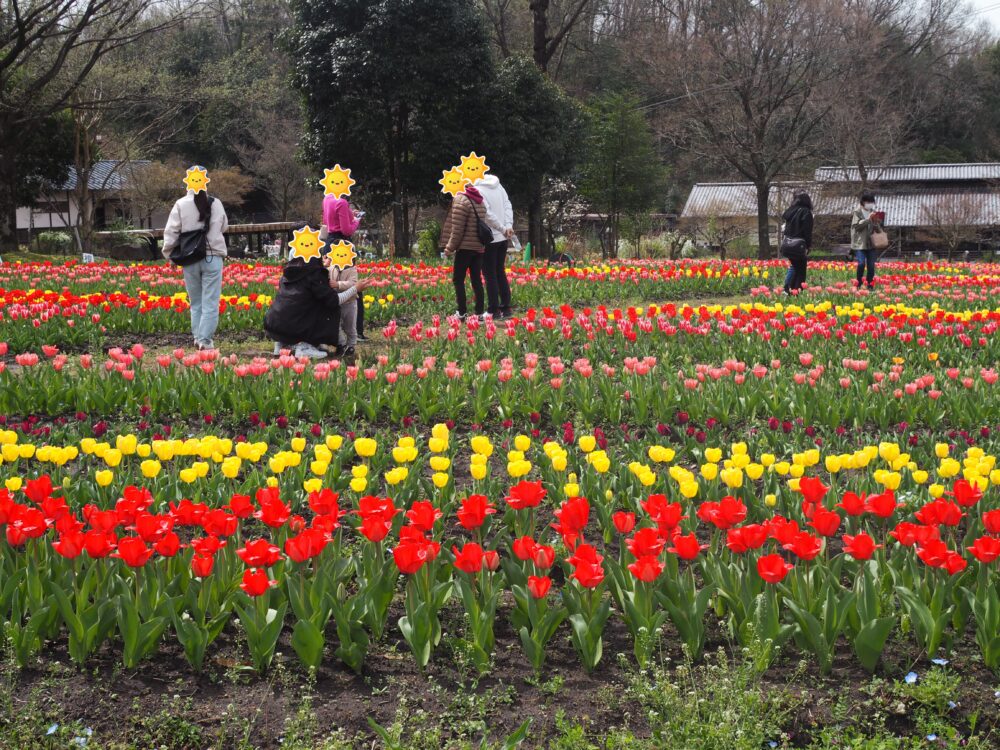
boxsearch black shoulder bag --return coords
[467,197,495,247]
[169,196,214,267]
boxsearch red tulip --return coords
[950,479,982,508]
[696,496,746,530]
[135,512,173,543]
[984,509,1000,535]
[393,536,440,574]
[612,511,636,534]
[552,496,590,548]
[154,531,182,557]
[798,476,829,506]
[52,531,86,559]
[285,528,330,563]
[782,531,824,561]
[567,543,605,588]
[229,493,255,519]
[667,532,708,560]
[726,524,768,554]
[23,475,54,503]
[112,537,154,567]
[628,554,664,582]
[452,542,485,574]
[483,549,501,571]
[915,499,963,527]
[236,538,282,568]
[456,494,496,530]
[968,536,1000,563]
[757,553,793,584]
[808,508,842,537]
[865,490,901,518]
[201,509,238,537]
[240,568,277,597]
[405,500,442,532]
[837,491,867,516]
[626,527,665,558]
[842,532,881,560]
[189,535,226,557]
[254,494,291,528]
[308,488,343,518]
[359,516,392,543]
[512,535,538,561]
[191,554,215,578]
[506,480,546,510]
[527,575,552,599]
[641,495,686,532]
[84,530,116,558]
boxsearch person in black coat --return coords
[264,257,369,359]
[781,191,814,294]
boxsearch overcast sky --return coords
[970,0,1000,32]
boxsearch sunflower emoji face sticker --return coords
[288,226,325,263]
[439,166,470,196]
[321,164,356,198]
[183,166,210,193]
[326,240,357,271]
[458,152,489,183]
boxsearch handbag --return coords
[870,227,889,251]
[467,198,495,247]
[169,196,214,267]
[780,236,807,258]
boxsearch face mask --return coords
[863,203,875,210]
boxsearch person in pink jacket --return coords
[322,193,367,340]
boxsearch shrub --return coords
[416,220,442,258]
[34,231,73,255]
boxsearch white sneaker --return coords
[295,343,327,359]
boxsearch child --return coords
[328,256,359,363]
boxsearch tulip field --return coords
[1,258,1000,749]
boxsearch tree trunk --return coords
[0,200,17,253]
[530,0,550,71]
[755,181,772,260]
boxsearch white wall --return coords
[17,191,79,231]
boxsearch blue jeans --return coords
[855,248,875,287]
[182,255,224,346]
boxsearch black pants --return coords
[482,239,512,315]
[783,253,807,292]
[453,250,484,316]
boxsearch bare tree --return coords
[921,193,986,260]
[693,209,746,260]
[235,112,313,222]
[0,0,182,249]
[655,0,846,258]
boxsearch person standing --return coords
[780,191,813,294]
[440,185,499,319]
[473,173,514,318]
[328,254,360,363]
[322,191,368,339]
[162,175,229,350]
[851,191,879,289]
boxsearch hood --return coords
[282,259,324,283]
[463,185,484,204]
[475,175,500,189]
[782,205,809,222]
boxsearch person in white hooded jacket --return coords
[474,174,514,318]
[162,188,229,350]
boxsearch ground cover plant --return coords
[0,258,998,748]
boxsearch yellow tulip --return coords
[354,438,377,458]
[325,434,343,451]
[470,436,493,456]
[552,455,568,472]
[222,457,241,479]
[140,460,161,478]
[731,442,748,456]
[704,447,723,463]
[824,455,842,473]
[266,476,279,488]
[514,435,531,452]
[990,469,1000,485]
[878,442,900,463]
[399,436,415,448]
[470,463,487,481]
[179,468,198,484]
[935,443,950,459]
[764,494,777,507]
[18,444,35,459]
[578,435,597,453]
[773,461,790,476]
[730,453,751,469]
[268,456,286,474]
[938,458,960,478]
[431,423,450,440]
[115,434,137,455]
[429,456,451,472]
[761,453,776,467]
[311,460,329,477]
[746,463,764,480]
[432,472,450,488]
[700,463,719,481]
[929,483,945,498]
[912,470,929,484]
[314,445,332,462]
[787,478,801,491]
[350,477,367,493]
[95,470,113,487]
[883,472,902,490]
[789,464,805,478]
[80,438,97,454]
[563,482,580,497]
[639,471,656,487]
[5,477,22,492]
[103,449,122,468]
[428,437,448,453]
[721,468,743,489]
[679,480,699,499]
[303,478,322,493]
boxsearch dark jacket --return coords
[264,259,342,346]
[782,205,814,250]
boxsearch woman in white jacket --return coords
[162,187,229,350]
[474,174,514,319]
